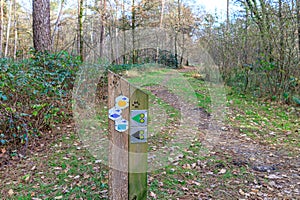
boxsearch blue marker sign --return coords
[115,119,128,132]
[109,107,122,121]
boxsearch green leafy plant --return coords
[0,51,81,152]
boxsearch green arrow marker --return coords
[132,113,144,123]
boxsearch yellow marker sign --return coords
[115,95,129,109]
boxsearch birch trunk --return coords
[52,0,64,50]
[5,0,12,57]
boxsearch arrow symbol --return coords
[132,130,145,140]
[132,113,145,123]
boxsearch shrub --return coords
[0,51,81,151]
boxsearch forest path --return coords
[143,70,300,198]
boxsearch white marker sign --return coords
[108,95,129,133]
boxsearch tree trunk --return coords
[78,0,84,62]
[244,5,249,64]
[122,0,126,64]
[52,0,65,50]
[32,0,52,52]
[114,4,119,62]
[5,0,12,57]
[245,0,263,54]
[174,0,181,68]
[13,0,17,59]
[0,0,3,57]
[297,0,300,56]
[131,0,136,64]
[160,0,165,28]
[99,0,106,58]
[227,0,230,31]
[278,0,284,87]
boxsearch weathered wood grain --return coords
[129,88,148,200]
[108,71,129,200]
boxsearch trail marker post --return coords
[108,71,148,200]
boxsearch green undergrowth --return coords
[0,51,81,152]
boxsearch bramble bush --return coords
[0,51,81,152]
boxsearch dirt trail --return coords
[145,83,300,198]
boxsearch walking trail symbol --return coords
[132,113,145,123]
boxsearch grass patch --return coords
[0,129,109,199]
[226,88,300,147]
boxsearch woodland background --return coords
[0,0,299,101]
[0,0,300,199]
[0,0,299,154]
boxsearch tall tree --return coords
[78,0,84,61]
[121,0,126,64]
[0,0,3,57]
[278,0,284,85]
[160,0,165,28]
[32,0,51,52]
[13,0,17,59]
[176,0,181,67]
[5,0,12,57]
[52,0,65,50]
[99,0,106,58]
[131,0,137,63]
[227,0,230,31]
[297,0,300,56]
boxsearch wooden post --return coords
[108,71,129,199]
[108,71,148,200]
[129,88,148,200]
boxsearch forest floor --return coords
[0,67,299,199]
